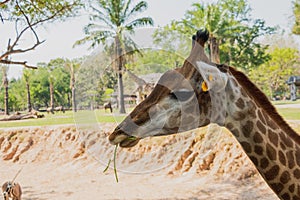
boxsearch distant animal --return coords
[2,181,22,200]
[104,102,113,113]
[54,106,65,113]
[46,107,54,114]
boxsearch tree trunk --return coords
[2,67,9,115]
[26,81,32,112]
[4,76,9,115]
[72,86,76,112]
[49,79,54,112]
[115,35,126,114]
[209,36,220,64]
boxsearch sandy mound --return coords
[0,123,279,199]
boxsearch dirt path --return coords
[0,124,281,199]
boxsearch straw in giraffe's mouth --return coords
[109,133,140,148]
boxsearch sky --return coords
[1,0,296,79]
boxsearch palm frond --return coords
[126,17,153,31]
[126,1,148,19]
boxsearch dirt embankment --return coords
[0,124,279,199]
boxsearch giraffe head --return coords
[109,30,229,148]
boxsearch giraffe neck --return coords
[223,67,300,200]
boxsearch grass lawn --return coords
[0,109,128,128]
[0,103,299,128]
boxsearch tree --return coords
[292,0,300,35]
[23,69,32,112]
[1,66,9,115]
[154,0,275,71]
[65,59,80,112]
[0,0,82,69]
[74,0,153,113]
[249,47,300,99]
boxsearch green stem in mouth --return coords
[113,144,119,182]
[103,144,119,183]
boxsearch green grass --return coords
[276,107,300,120]
[272,99,300,105]
[0,104,299,128]
[0,109,127,128]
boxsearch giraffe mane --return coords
[228,66,300,145]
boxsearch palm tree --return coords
[65,59,80,112]
[1,66,9,115]
[74,0,153,113]
[23,69,32,112]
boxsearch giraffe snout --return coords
[109,128,140,148]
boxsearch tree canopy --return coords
[0,0,82,68]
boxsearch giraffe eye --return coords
[170,90,195,102]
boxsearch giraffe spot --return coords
[294,168,300,179]
[266,143,277,161]
[268,129,279,147]
[241,141,252,154]
[295,149,300,166]
[256,121,266,134]
[281,193,291,200]
[257,110,266,124]
[249,156,258,166]
[280,142,287,150]
[260,157,269,169]
[287,150,296,169]
[226,123,234,130]
[237,112,246,120]
[278,150,286,166]
[254,145,263,156]
[289,184,295,193]
[265,165,280,181]
[293,195,300,200]
[253,132,263,143]
[280,171,291,184]
[231,129,240,138]
[236,98,245,109]
[270,182,283,193]
[242,121,253,138]
[280,133,294,148]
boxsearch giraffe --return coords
[126,70,155,103]
[108,30,300,200]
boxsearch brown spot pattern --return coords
[254,145,263,156]
[287,150,295,169]
[242,121,253,138]
[266,143,277,161]
[236,98,245,109]
[278,150,286,166]
[256,121,266,134]
[260,157,269,169]
[280,171,291,184]
[289,184,295,193]
[253,132,263,143]
[294,169,300,179]
[240,141,252,153]
[268,129,279,147]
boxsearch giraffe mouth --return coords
[109,132,140,148]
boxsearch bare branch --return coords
[16,1,40,43]
[0,1,77,68]
[0,0,10,6]
[0,59,37,69]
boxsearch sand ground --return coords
[0,123,284,200]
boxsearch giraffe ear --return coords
[196,61,228,92]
